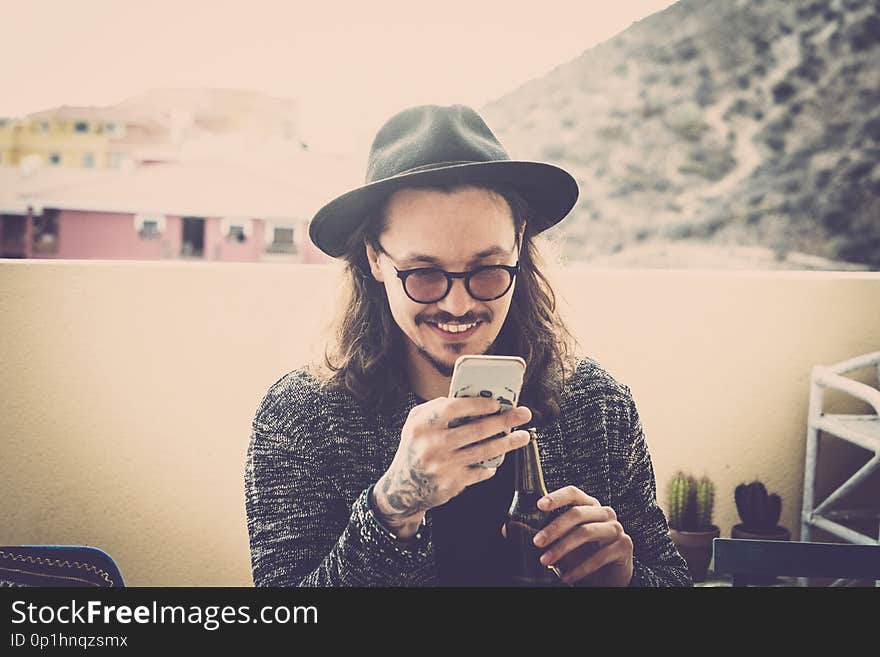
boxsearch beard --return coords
[414,342,462,377]
[414,326,504,377]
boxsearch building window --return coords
[109,152,124,169]
[134,213,166,240]
[37,121,50,134]
[75,121,89,133]
[104,122,123,137]
[141,221,160,238]
[265,222,297,254]
[220,217,252,243]
[49,152,62,166]
[82,153,95,168]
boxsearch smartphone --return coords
[447,354,527,469]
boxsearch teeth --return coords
[434,322,477,334]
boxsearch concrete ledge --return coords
[2,260,878,585]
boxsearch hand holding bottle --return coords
[525,485,634,586]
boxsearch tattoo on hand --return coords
[379,443,436,529]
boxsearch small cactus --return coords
[695,476,714,530]
[735,480,782,532]
[667,472,690,530]
[667,471,715,531]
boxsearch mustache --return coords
[420,314,487,325]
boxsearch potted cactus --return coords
[732,480,790,585]
[733,480,791,541]
[666,471,720,583]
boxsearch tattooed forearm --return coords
[374,443,436,534]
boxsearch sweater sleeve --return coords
[612,386,694,587]
[244,372,436,586]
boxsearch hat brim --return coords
[308,160,579,258]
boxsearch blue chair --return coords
[0,545,125,587]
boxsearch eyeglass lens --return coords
[406,267,512,302]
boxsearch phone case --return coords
[447,355,526,468]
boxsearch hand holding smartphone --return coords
[371,354,530,536]
[447,354,527,468]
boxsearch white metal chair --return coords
[801,351,880,586]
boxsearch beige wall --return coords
[1,260,878,586]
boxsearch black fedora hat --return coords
[308,104,579,258]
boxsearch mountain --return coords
[481,0,880,268]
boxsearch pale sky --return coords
[1,0,676,153]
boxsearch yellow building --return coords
[0,118,20,167]
[1,89,306,171]
[0,106,169,170]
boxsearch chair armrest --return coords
[813,368,880,415]
[824,351,880,376]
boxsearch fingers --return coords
[556,534,633,586]
[537,514,625,568]
[537,485,600,512]
[453,428,531,467]
[417,395,533,450]
[411,395,499,432]
[447,405,532,450]
[465,464,498,488]
[533,505,617,548]
[446,395,507,427]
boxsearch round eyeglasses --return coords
[378,247,520,304]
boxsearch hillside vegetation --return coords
[482,0,880,269]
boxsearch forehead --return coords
[379,186,517,266]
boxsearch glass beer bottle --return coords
[505,427,563,587]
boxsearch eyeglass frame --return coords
[375,241,521,304]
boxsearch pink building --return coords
[0,162,337,264]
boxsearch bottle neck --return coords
[513,429,548,495]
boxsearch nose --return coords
[436,276,475,317]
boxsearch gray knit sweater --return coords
[244,355,693,587]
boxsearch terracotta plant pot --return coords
[730,523,791,585]
[669,526,720,583]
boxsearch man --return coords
[244,104,691,587]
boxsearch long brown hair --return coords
[310,177,581,427]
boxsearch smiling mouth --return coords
[425,320,482,338]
